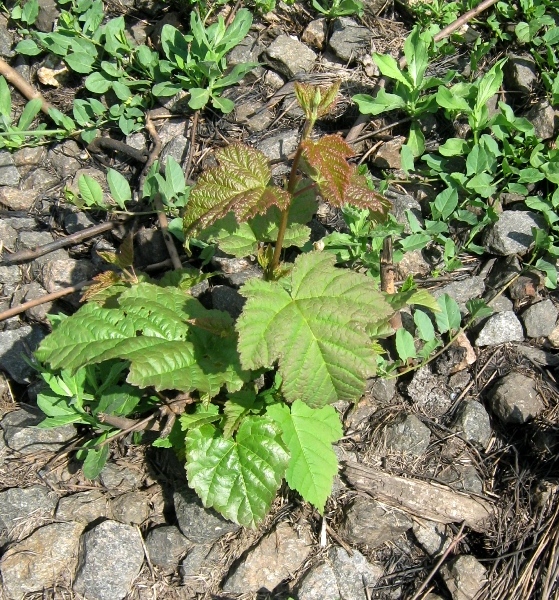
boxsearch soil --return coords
[1,1,559,599]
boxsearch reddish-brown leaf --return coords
[345,166,391,217]
[81,271,123,302]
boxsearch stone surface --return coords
[36,0,60,32]
[328,546,383,598]
[0,484,57,536]
[385,413,431,455]
[373,136,405,169]
[329,17,373,62]
[475,311,524,346]
[0,153,20,187]
[432,276,485,313]
[257,128,300,162]
[227,34,264,81]
[265,35,317,78]
[48,140,82,179]
[407,367,452,416]
[0,187,38,210]
[396,248,432,279]
[482,210,546,256]
[297,561,339,600]
[521,299,558,338]
[0,221,17,251]
[0,265,20,286]
[18,230,68,266]
[235,100,274,132]
[0,521,83,600]
[99,462,143,490]
[0,15,14,58]
[64,209,97,234]
[488,372,544,424]
[452,400,492,447]
[73,520,145,600]
[413,521,451,556]
[367,377,396,404]
[55,490,112,524]
[111,491,149,525]
[145,525,190,571]
[302,18,328,49]
[174,488,240,544]
[134,228,171,266]
[438,464,483,494]
[40,258,96,295]
[441,555,487,600]
[211,285,245,319]
[21,167,59,192]
[386,189,423,233]
[222,521,313,593]
[17,281,52,322]
[0,326,46,383]
[340,496,412,547]
[1,404,75,453]
[504,54,538,98]
[160,135,190,166]
[525,100,559,140]
[211,255,264,287]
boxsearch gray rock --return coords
[396,248,432,279]
[482,210,546,256]
[48,140,82,179]
[504,54,538,98]
[0,326,45,383]
[302,18,328,49]
[0,15,14,58]
[0,187,38,211]
[257,128,300,162]
[211,255,264,288]
[157,119,188,146]
[21,167,59,192]
[432,276,485,313]
[385,413,431,455]
[412,521,451,556]
[407,367,452,416]
[367,377,396,404]
[74,520,145,600]
[0,153,21,187]
[13,146,45,173]
[373,136,405,169]
[227,34,264,81]
[235,100,274,132]
[488,294,514,313]
[0,485,57,537]
[126,132,147,153]
[329,17,373,62]
[340,496,412,547]
[36,0,60,32]
[223,521,313,593]
[525,100,559,140]
[56,490,112,524]
[180,542,213,578]
[441,555,487,600]
[160,135,190,167]
[3,216,37,230]
[40,258,96,299]
[145,525,190,571]
[264,69,286,91]
[134,228,171,266]
[345,397,376,430]
[265,34,317,78]
[328,546,383,598]
[211,285,245,319]
[386,189,423,233]
[111,491,149,525]
[64,209,97,234]
[0,222,17,252]
[438,464,483,494]
[475,311,524,346]
[297,561,339,600]
[1,404,75,453]
[0,265,21,286]
[0,521,83,600]
[174,488,240,544]
[99,462,143,490]
[15,281,52,322]
[521,299,558,338]
[488,372,544,424]
[452,400,492,447]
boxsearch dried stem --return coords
[155,194,183,270]
[0,57,53,116]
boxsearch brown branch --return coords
[0,57,53,116]
[2,220,120,266]
[155,194,183,270]
[139,111,163,193]
[184,110,199,180]
[0,279,95,322]
[345,0,499,144]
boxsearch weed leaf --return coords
[185,418,289,527]
[395,328,416,362]
[435,294,461,334]
[236,252,393,406]
[267,400,342,513]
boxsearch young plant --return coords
[312,0,364,19]
[35,82,403,527]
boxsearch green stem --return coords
[267,118,314,277]
[0,128,70,137]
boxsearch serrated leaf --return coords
[294,81,340,119]
[435,293,461,334]
[301,135,353,206]
[345,166,391,215]
[223,390,257,438]
[36,283,247,397]
[180,404,220,431]
[185,418,289,527]
[267,400,341,513]
[236,252,393,407]
[184,144,290,236]
[395,328,416,362]
[466,298,493,320]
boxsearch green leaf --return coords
[211,95,235,114]
[78,175,105,208]
[223,390,257,439]
[431,187,458,221]
[466,172,497,198]
[16,98,42,131]
[180,404,220,431]
[436,86,470,111]
[373,53,411,88]
[107,169,131,209]
[85,72,113,94]
[466,145,489,176]
[353,89,407,115]
[414,309,436,342]
[438,138,470,156]
[65,52,96,74]
[82,443,109,479]
[15,39,41,55]
[466,298,493,320]
[435,293,461,334]
[36,283,248,398]
[395,328,416,362]
[236,252,393,407]
[164,157,186,197]
[184,143,290,236]
[267,400,342,514]
[188,87,211,110]
[185,418,289,527]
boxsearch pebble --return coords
[475,311,524,346]
[145,525,191,571]
[452,400,492,447]
[482,210,546,256]
[385,413,431,456]
[55,490,112,524]
[441,555,487,600]
[0,327,46,383]
[488,372,544,424]
[521,299,558,338]
[265,34,317,78]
